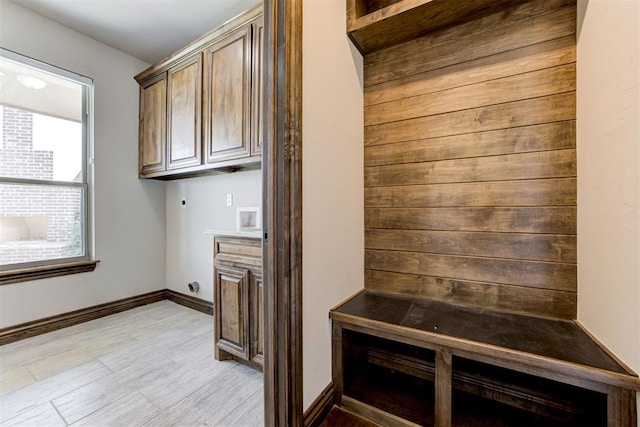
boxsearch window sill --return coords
[0,260,99,285]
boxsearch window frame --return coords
[0,48,97,282]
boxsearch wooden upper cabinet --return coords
[139,76,167,176]
[251,16,264,155]
[134,4,262,179]
[205,25,252,164]
[167,54,202,170]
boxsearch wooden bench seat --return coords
[330,290,639,426]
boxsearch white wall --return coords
[165,170,262,302]
[576,0,640,417]
[0,0,166,328]
[302,0,364,410]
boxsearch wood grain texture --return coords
[365,63,575,126]
[330,292,640,390]
[365,270,576,319]
[330,292,637,426]
[435,351,452,427]
[215,266,249,360]
[365,250,576,291]
[365,92,575,146]
[165,289,213,315]
[304,383,336,427]
[349,0,515,54]
[251,16,264,155]
[167,55,202,169]
[0,260,98,287]
[365,121,575,167]
[365,229,576,263]
[139,77,166,175]
[262,0,304,424]
[363,0,575,66]
[206,26,251,163]
[319,405,382,427]
[136,6,262,179]
[365,149,576,187]
[213,235,263,369]
[362,0,576,318]
[364,5,576,86]
[365,207,576,234]
[342,396,420,427]
[251,274,265,366]
[365,179,577,208]
[366,36,575,107]
[607,387,638,427]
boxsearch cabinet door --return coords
[250,16,264,156]
[205,25,252,163]
[167,55,202,169]
[139,76,166,176]
[215,265,250,360]
[250,271,264,366]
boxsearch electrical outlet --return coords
[226,194,233,206]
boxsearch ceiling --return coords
[10,0,261,64]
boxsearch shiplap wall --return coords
[363,0,577,319]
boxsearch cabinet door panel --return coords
[167,56,202,169]
[206,26,251,163]
[215,265,249,360]
[139,77,166,175]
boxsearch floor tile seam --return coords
[213,387,264,427]
[137,360,241,410]
[49,399,71,426]
[66,390,159,426]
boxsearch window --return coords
[0,48,95,279]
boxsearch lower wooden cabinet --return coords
[213,235,263,370]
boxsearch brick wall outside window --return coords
[0,106,82,265]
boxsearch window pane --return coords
[0,183,85,267]
[0,105,83,182]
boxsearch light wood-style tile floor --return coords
[0,301,263,426]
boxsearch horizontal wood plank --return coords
[365,229,576,263]
[365,250,576,291]
[365,207,576,234]
[364,178,576,208]
[364,0,576,66]
[364,6,576,86]
[365,63,575,126]
[365,149,576,187]
[364,270,576,319]
[365,122,575,167]
[365,36,575,106]
[365,92,575,146]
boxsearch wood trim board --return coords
[0,289,166,346]
[303,382,337,427]
[0,289,213,346]
[0,260,99,286]
[262,0,304,425]
[165,289,213,315]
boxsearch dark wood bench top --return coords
[330,290,639,390]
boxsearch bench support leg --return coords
[435,350,452,427]
[607,386,637,427]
